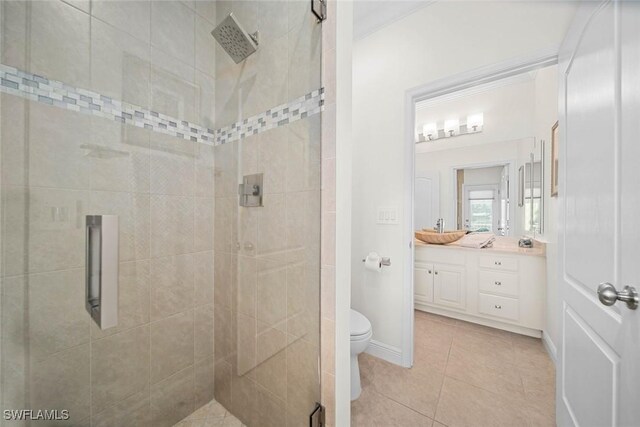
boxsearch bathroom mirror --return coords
[414,65,556,239]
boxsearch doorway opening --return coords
[402,53,557,372]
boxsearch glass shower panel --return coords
[0,0,322,426]
[1,1,215,426]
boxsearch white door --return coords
[557,1,640,426]
[415,173,439,230]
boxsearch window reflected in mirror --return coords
[455,164,510,236]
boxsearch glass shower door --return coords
[1,68,218,427]
[211,1,323,425]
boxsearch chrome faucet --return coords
[434,218,445,234]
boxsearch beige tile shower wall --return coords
[320,0,337,425]
[0,2,216,426]
[212,1,323,426]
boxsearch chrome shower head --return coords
[211,13,259,64]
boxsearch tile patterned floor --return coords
[173,399,246,427]
[351,310,556,427]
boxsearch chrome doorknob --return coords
[597,282,639,310]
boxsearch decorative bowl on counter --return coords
[415,229,467,245]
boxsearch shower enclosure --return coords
[0,1,322,426]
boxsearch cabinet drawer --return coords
[478,293,519,321]
[478,270,519,297]
[479,255,518,272]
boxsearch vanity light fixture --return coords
[467,113,484,132]
[416,112,485,143]
[444,118,459,137]
[423,123,438,140]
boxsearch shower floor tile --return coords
[173,399,245,427]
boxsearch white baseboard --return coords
[415,303,542,338]
[542,331,558,363]
[365,340,403,366]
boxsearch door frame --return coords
[401,47,559,367]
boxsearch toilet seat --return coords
[350,309,372,339]
[350,329,372,342]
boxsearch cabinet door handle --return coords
[494,305,502,309]
[428,270,432,274]
[494,261,502,266]
[435,271,438,275]
[494,281,502,286]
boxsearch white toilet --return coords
[350,309,372,400]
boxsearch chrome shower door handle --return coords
[597,282,639,310]
[86,215,119,329]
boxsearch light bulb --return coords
[467,113,484,132]
[444,119,459,137]
[422,123,438,140]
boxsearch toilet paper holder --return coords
[361,256,391,267]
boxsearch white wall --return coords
[415,75,536,154]
[464,166,503,186]
[351,1,575,356]
[334,0,353,423]
[533,66,561,357]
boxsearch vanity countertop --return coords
[414,236,546,257]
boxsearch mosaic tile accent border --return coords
[212,89,324,145]
[0,64,324,146]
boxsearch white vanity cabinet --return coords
[433,265,466,310]
[414,262,434,303]
[414,243,545,337]
[415,262,466,309]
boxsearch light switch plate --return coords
[377,206,399,225]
